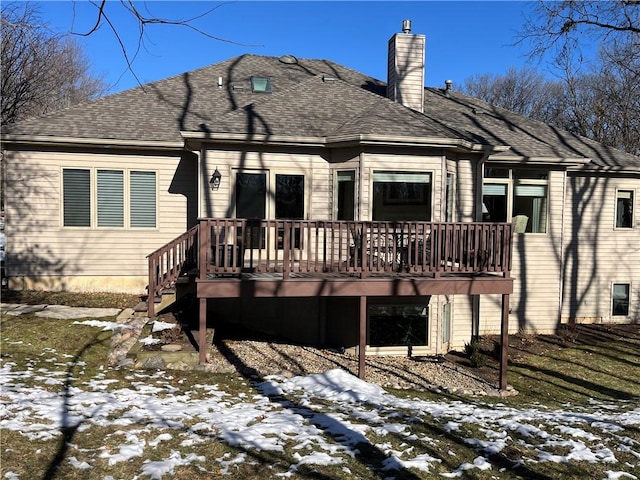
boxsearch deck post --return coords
[283,222,290,280]
[199,219,209,279]
[147,256,155,318]
[358,295,366,379]
[500,293,509,392]
[199,297,207,364]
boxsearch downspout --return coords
[196,148,203,219]
[558,169,567,326]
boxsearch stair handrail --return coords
[146,224,199,316]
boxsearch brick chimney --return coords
[387,19,425,112]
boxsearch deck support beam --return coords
[499,293,509,392]
[358,295,366,379]
[199,297,207,364]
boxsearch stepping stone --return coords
[161,344,183,352]
[5,304,47,315]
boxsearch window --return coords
[616,190,634,229]
[131,171,157,228]
[62,168,156,228]
[372,171,432,221]
[97,170,124,227]
[234,171,306,249]
[336,170,355,221]
[63,169,91,227]
[442,303,451,344]
[236,172,267,248]
[275,174,304,249]
[275,174,304,220]
[612,283,630,316]
[369,303,428,347]
[483,167,548,233]
[445,173,455,222]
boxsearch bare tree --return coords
[462,67,565,124]
[1,3,108,125]
[68,1,250,86]
[561,52,640,155]
[467,1,640,155]
[461,62,640,155]
[519,1,640,76]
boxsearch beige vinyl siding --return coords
[449,297,474,350]
[452,169,566,336]
[201,148,330,220]
[562,174,640,323]
[449,155,478,222]
[4,150,190,292]
[444,154,480,349]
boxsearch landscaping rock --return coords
[161,344,183,352]
[140,355,166,370]
[166,361,191,371]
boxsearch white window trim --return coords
[445,172,455,222]
[483,167,549,235]
[333,168,358,221]
[61,168,91,229]
[441,302,452,345]
[366,300,431,355]
[614,188,635,230]
[370,169,435,222]
[232,168,309,220]
[61,167,158,230]
[611,282,632,317]
[97,168,126,229]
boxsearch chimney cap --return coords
[402,19,412,34]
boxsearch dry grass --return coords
[1,289,141,309]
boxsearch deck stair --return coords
[134,276,195,317]
[146,224,199,317]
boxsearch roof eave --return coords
[326,134,507,151]
[181,131,509,152]
[486,154,592,167]
[568,162,640,173]
[1,134,185,151]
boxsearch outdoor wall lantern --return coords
[210,168,222,191]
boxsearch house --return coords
[2,21,638,384]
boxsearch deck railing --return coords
[147,224,199,316]
[198,219,513,279]
[147,220,513,314]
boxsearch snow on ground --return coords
[1,345,640,478]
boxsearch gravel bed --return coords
[203,339,502,397]
[112,313,504,397]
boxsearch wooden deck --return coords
[147,219,514,388]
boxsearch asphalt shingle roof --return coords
[4,54,638,170]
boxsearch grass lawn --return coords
[1,291,639,479]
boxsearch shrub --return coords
[464,339,486,367]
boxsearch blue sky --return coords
[36,1,542,95]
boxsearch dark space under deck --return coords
[148,220,514,389]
